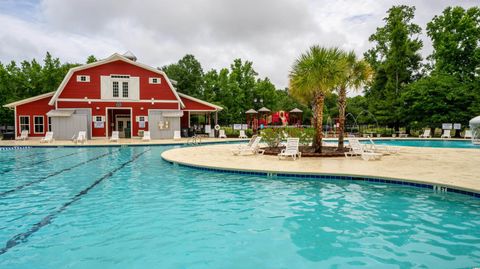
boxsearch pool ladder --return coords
[186,135,202,145]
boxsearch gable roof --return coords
[3,91,55,108]
[48,53,185,108]
[178,93,223,111]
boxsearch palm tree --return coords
[289,46,346,153]
[336,52,373,150]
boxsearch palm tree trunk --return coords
[313,93,325,153]
[337,86,346,150]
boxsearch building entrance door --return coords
[115,115,131,138]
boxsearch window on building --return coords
[111,75,130,79]
[77,75,90,82]
[48,117,52,132]
[113,81,119,97]
[34,116,44,133]
[122,82,129,98]
[149,77,161,84]
[19,116,30,133]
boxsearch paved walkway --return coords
[162,144,480,193]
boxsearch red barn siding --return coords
[16,96,53,137]
[57,101,178,137]
[59,60,178,101]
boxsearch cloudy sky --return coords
[0,0,478,89]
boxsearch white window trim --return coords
[19,115,30,134]
[111,76,130,100]
[122,81,129,98]
[33,115,45,134]
[93,116,106,122]
[149,77,161,84]
[76,75,90,82]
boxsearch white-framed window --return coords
[76,75,90,82]
[19,116,30,133]
[149,77,161,84]
[34,116,44,134]
[93,116,105,122]
[111,75,130,79]
[113,81,119,97]
[136,116,148,122]
[48,117,52,132]
[122,82,129,98]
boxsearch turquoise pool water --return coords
[362,139,480,149]
[0,146,479,268]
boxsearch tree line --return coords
[0,5,478,135]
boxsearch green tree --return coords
[86,55,97,64]
[364,5,423,130]
[427,6,480,79]
[162,54,204,97]
[289,46,346,152]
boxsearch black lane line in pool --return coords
[0,148,150,256]
[0,149,87,175]
[0,149,120,197]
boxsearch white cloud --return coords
[0,0,478,90]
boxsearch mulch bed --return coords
[262,146,348,157]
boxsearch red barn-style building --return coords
[3,52,222,139]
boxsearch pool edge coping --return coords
[161,152,480,199]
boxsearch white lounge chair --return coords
[18,130,28,140]
[238,130,248,139]
[345,138,382,161]
[173,130,181,140]
[40,132,54,143]
[232,136,263,155]
[142,131,151,141]
[278,138,301,160]
[464,130,473,139]
[110,131,119,142]
[219,129,227,138]
[440,129,451,139]
[74,131,87,144]
[365,137,399,155]
[419,129,431,138]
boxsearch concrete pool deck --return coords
[0,137,246,147]
[161,143,480,194]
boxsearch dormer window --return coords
[77,75,90,82]
[149,77,161,84]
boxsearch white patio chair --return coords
[142,131,151,141]
[232,136,263,155]
[278,138,301,160]
[419,129,431,138]
[74,131,87,144]
[110,131,119,142]
[173,130,181,140]
[40,132,54,143]
[345,138,382,161]
[365,137,399,155]
[440,129,451,139]
[238,130,248,139]
[18,130,28,140]
[219,129,227,138]
[464,130,473,139]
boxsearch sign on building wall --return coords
[94,122,104,128]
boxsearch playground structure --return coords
[245,107,303,131]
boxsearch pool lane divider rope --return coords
[0,149,121,197]
[0,149,88,175]
[0,148,150,255]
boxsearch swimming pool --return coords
[362,139,480,149]
[0,146,479,268]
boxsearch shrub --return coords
[260,128,282,147]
